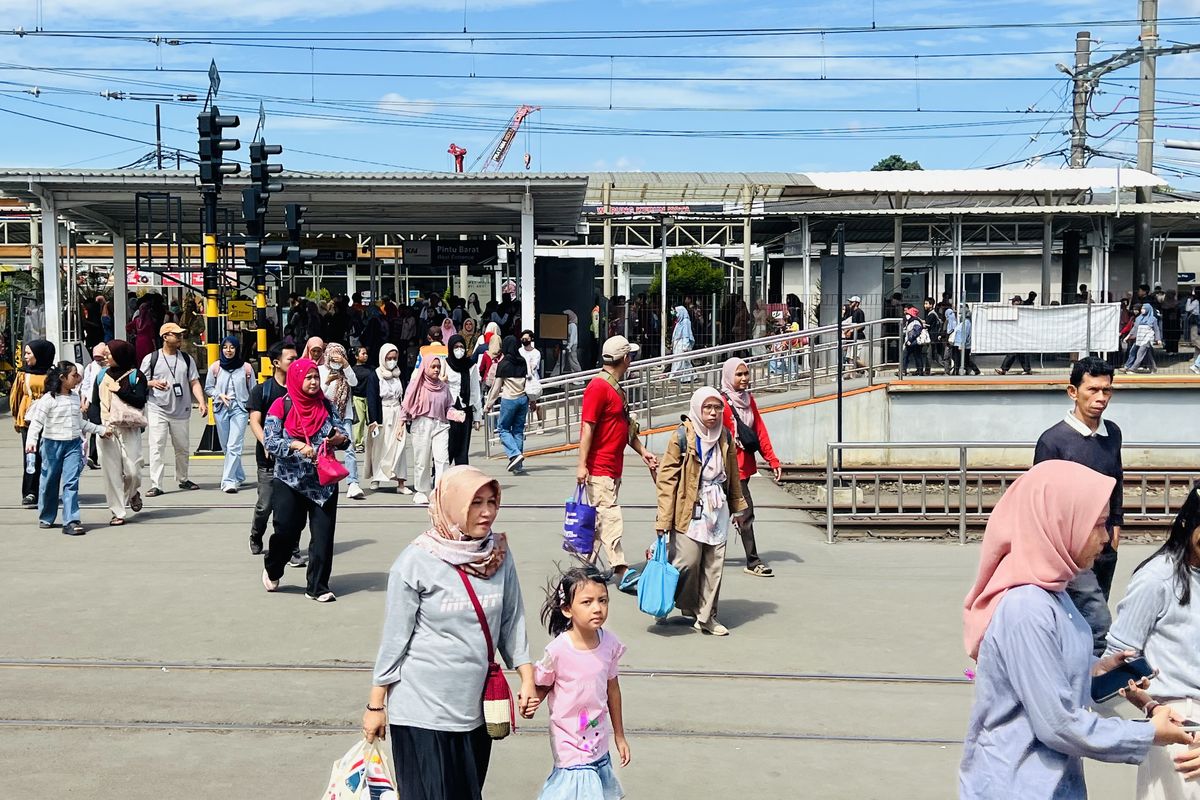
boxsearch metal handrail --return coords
[824,441,1200,544]
[483,319,904,457]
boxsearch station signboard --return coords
[401,240,493,266]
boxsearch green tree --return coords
[871,154,923,171]
[649,250,724,296]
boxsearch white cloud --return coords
[376,93,436,116]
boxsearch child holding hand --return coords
[529,566,629,800]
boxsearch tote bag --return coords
[636,534,679,618]
[320,737,397,800]
[562,485,597,555]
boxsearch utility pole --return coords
[1135,0,1158,288]
[1069,32,1091,167]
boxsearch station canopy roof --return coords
[0,169,589,240]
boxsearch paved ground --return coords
[0,418,1156,798]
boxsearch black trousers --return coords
[447,415,473,466]
[251,466,275,538]
[1001,353,1031,373]
[901,345,927,376]
[19,427,41,499]
[390,724,491,800]
[264,479,338,596]
[736,478,762,568]
[951,346,979,375]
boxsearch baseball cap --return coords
[160,322,185,336]
[849,295,862,304]
[602,335,640,363]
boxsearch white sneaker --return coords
[399,484,413,495]
[369,481,379,491]
[261,570,279,593]
[413,492,429,506]
[347,482,365,500]
[1191,364,1200,374]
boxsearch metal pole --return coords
[1134,0,1158,288]
[958,446,968,545]
[1069,32,1092,168]
[826,444,836,544]
[660,216,668,358]
[801,215,811,325]
[202,189,220,369]
[836,224,845,471]
[1041,215,1053,303]
[155,104,163,170]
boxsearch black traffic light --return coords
[197,106,241,189]
[249,140,284,196]
[284,203,317,266]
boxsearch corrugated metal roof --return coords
[801,168,1165,194]
[0,169,588,181]
[761,201,1200,217]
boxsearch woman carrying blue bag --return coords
[653,387,746,635]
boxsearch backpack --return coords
[148,348,192,379]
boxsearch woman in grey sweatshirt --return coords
[363,465,536,800]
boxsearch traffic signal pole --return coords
[202,189,221,371]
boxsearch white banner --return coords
[972,303,1121,354]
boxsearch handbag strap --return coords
[455,567,496,661]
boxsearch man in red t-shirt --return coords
[577,335,659,580]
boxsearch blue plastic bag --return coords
[562,485,597,555]
[636,534,679,618]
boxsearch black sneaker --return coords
[146,487,164,498]
[249,533,264,556]
[288,550,308,568]
[38,521,53,529]
[178,480,200,491]
[507,453,525,473]
[62,521,86,536]
[21,494,36,507]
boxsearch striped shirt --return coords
[26,394,106,443]
[1106,553,1200,701]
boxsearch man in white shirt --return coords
[140,322,207,496]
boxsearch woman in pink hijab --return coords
[399,356,451,507]
[959,459,1193,799]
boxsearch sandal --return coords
[109,516,126,526]
[129,493,143,512]
[744,563,775,577]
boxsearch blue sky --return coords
[4,0,1200,180]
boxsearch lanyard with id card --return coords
[692,436,717,520]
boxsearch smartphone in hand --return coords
[1091,656,1154,704]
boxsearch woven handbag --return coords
[456,567,516,740]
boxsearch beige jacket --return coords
[654,419,747,534]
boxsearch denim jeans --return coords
[338,420,359,485]
[497,395,529,459]
[39,437,83,525]
[1066,546,1117,656]
[215,407,248,489]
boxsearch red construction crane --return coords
[474,104,540,172]
[448,143,467,173]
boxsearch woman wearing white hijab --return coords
[654,387,747,635]
[669,305,695,382]
[366,343,411,494]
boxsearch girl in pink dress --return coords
[533,567,629,800]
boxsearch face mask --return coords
[385,359,398,369]
[453,347,466,359]
[329,363,343,372]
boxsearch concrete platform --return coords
[0,418,1161,798]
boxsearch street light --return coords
[660,215,675,357]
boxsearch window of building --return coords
[945,272,1002,303]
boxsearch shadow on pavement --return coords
[724,550,806,566]
[716,599,779,628]
[333,571,390,596]
[333,538,377,556]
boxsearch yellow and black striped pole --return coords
[195,192,223,454]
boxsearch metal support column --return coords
[520,190,536,331]
[1069,32,1092,168]
[1135,0,1158,286]
[800,216,811,324]
[112,231,128,333]
[1041,215,1053,304]
[38,193,63,350]
[660,217,669,357]
[892,217,903,294]
[202,190,220,369]
[742,186,754,305]
[952,216,963,307]
[601,181,613,299]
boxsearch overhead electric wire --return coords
[10,17,1200,40]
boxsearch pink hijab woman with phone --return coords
[959,460,1194,799]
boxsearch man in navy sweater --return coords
[1033,356,1122,655]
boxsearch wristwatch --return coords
[1144,701,1161,719]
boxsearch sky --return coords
[4,0,1200,181]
